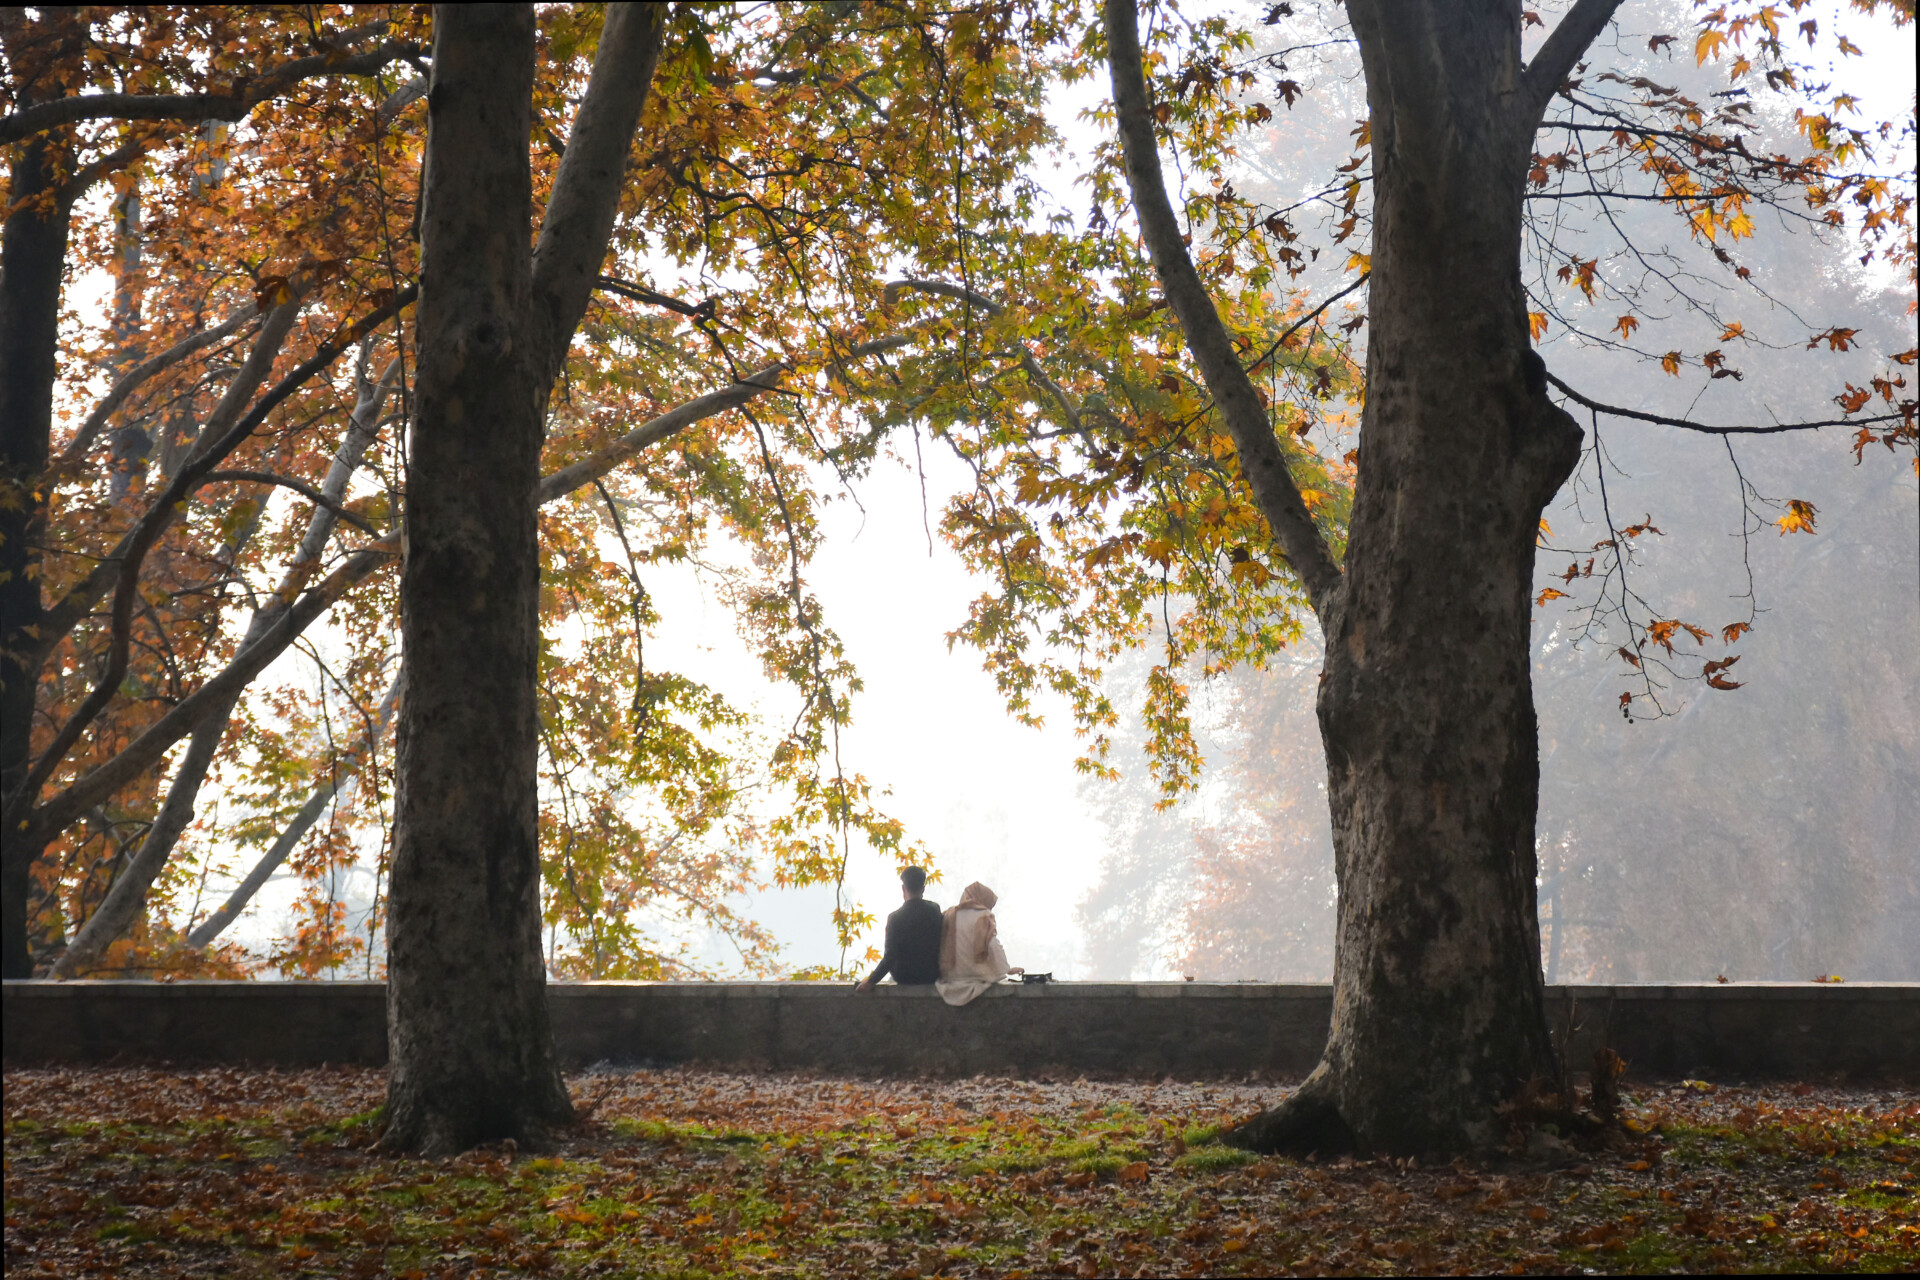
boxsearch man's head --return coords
[900,866,927,899]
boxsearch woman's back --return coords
[938,882,1011,1006]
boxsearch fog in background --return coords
[217,1,1914,982]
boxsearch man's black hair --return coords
[901,866,928,895]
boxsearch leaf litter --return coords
[5,1066,1914,1276]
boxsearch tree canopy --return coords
[3,0,1911,1024]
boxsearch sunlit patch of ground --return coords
[4,1066,1914,1276]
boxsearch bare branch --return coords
[0,41,423,143]
[199,471,379,536]
[1545,371,1910,436]
[595,275,715,320]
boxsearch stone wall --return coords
[5,981,1914,1081]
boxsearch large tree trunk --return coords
[1107,0,1602,1154]
[1249,0,1592,1155]
[380,2,572,1154]
[0,132,75,978]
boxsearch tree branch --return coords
[49,303,261,476]
[0,41,424,143]
[1521,0,1624,123]
[595,275,715,320]
[15,537,399,853]
[1244,272,1370,376]
[199,471,379,536]
[884,277,1085,436]
[1545,372,1911,436]
[185,668,402,950]
[1,285,416,835]
[1103,0,1343,615]
[535,335,911,505]
[529,4,668,390]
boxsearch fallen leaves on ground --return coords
[4,1068,1915,1276]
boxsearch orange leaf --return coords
[1535,587,1569,607]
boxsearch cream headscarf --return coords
[939,881,998,975]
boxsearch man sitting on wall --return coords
[854,867,941,991]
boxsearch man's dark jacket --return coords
[865,896,942,985]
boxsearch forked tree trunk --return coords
[1108,0,1605,1154]
[1253,0,1595,1155]
[380,2,572,1153]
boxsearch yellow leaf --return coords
[1660,351,1683,375]
[1528,312,1550,341]
[1535,587,1569,607]
[1774,499,1818,535]
[1695,28,1728,64]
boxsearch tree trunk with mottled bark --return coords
[379,2,570,1154]
[1107,0,1609,1154]
[379,0,663,1155]
[0,131,74,979]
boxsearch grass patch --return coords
[1174,1145,1256,1172]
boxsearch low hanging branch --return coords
[19,320,913,869]
[1545,371,1913,437]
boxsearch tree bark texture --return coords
[381,2,572,1155]
[1286,0,1591,1155]
[0,135,71,976]
[1107,0,1598,1154]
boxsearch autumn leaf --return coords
[1721,621,1751,644]
[1528,311,1550,341]
[1535,587,1569,607]
[1614,313,1641,340]
[1774,499,1818,535]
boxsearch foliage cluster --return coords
[5,0,1912,985]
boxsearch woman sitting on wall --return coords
[936,882,1023,1006]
